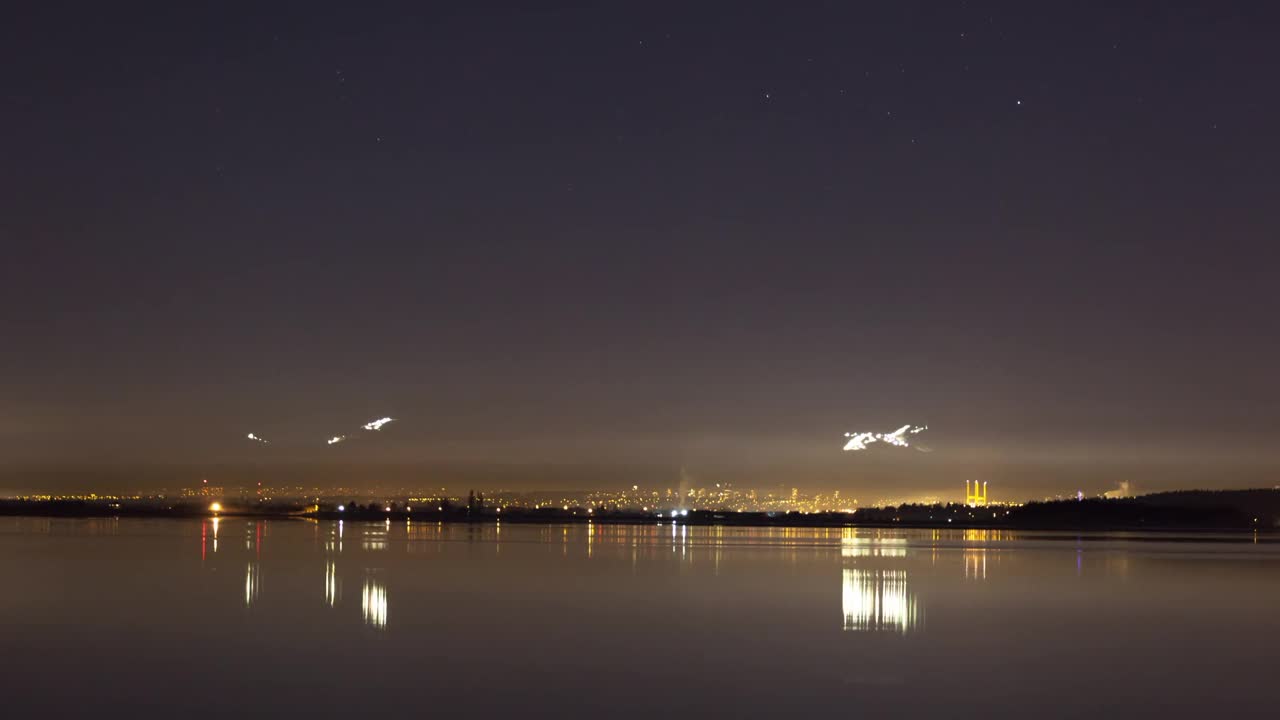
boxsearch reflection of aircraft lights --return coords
[324,562,338,607]
[244,563,261,607]
[362,580,388,628]
[842,569,920,633]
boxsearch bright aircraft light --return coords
[209,502,223,513]
[842,425,929,452]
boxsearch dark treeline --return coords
[1,489,1277,531]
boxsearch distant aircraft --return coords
[843,425,928,451]
[245,417,396,448]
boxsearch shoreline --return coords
[1,502,1276,536]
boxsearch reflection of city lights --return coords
[245,563,261,607]
[841,536,908,558]
[362,579,388,628]
[842,569,920,633]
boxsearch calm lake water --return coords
[1,517,1276,717]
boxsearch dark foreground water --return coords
[0,517,1276,718]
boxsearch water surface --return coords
[1,518,1275,717]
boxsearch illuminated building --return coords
[965,480,988,508]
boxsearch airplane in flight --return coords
[245,417,395,448]
[842,425,928,451]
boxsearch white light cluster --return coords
[842,568,920,633]
[362,579,388,628]
[842,424,927,451]
[245,416,395,448]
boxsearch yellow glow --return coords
[209,502,223,513]
[965,480,989,507]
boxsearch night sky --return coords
[4,2,1278,498]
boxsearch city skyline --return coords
[5,5,1278,718]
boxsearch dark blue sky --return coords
[3,1,1278,497]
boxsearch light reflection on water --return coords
[244,561,260,607]
[324,561,339,608]
[361,576,388,629]
[1,518,1278,716]
[841,568,920,633]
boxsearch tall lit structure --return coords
[965,480,988,507]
